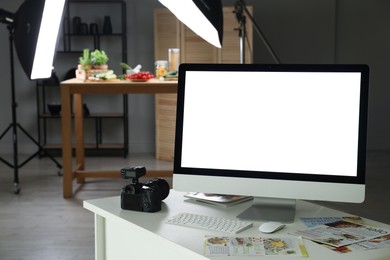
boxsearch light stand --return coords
[234,0,280,64]
[0,4,63,194]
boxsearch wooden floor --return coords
[0,152,389,260]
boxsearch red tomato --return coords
[128,71,154,80]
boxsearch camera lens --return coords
[145,178,170,200]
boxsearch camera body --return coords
[120,166,170,212]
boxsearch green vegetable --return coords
[93,70,116,80]
[79,48,91,68]
[117,74,126,80]
[120,62,132,70]
[91,49,109,65]
[164,70,178,78]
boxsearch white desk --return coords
[84,190,390,260]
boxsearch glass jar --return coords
[155,60,168,79]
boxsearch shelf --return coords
[37,0,128,158]
[59,33,124,53]
[61,0,127,53]
[43,143,125,150]
[39,112,126,118]
[42,143,127,157]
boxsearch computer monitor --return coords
[173,63,369,223]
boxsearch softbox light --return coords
[14,0,65,79]
[158,0,223,48]
[0,0,64,194]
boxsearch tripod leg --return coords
[0,124,13,139]
[16,123,63,174]
[0,124,20,193]
[0,124,15,168]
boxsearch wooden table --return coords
[61,78,177,198]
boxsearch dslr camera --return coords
[120,166,170,212]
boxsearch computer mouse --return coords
[259,222,286,234]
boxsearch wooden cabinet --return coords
[154,6,253,161]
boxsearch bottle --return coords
[72,16,81,34]
[168,48,180,71]
[103,16,112,34]
[89,23,99,35]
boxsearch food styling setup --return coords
[75,48,179,82]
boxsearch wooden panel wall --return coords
[154,7,253,161]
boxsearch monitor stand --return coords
[237,197,296,223]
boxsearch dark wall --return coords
[0,0,389,154]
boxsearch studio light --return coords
[0,0,64,194]
[158,0,223,48]
[159,0,279,64]
[14,0,66,79]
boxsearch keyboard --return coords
[166,212,253,234]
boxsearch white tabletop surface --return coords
[84,190,390,260]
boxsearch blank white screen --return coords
[181,71,362,177]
